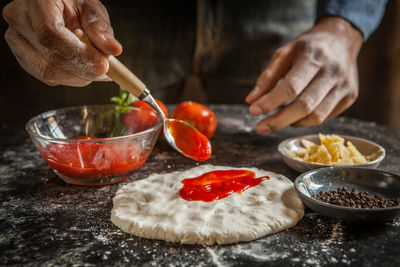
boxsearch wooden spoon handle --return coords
[106,56,146,97]
[74,29,146,97]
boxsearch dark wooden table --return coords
[1,105,399,266]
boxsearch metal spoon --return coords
[74,30,210,160]
[107,56,211,161]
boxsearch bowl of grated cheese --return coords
[278,133,385,173]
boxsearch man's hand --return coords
[2,0,122,86]
[246,17,363,135]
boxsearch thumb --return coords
[78,0,122,56]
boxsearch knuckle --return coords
[37,62,56,82]
[297,99,314,115]
[273,47,286,58]
[261,68,273,80]
[67,79,91,87]
[36,25,59,48]
[340,80,349,89]
[271,46,291,61]
[348,89,359,100]
[2,2,15,24]
[80,0,110,27]
[311,46,324,62]
[90,20,112,34]
[266,122,280,133]
[296,40,327,63]
[284,78,300,98]
[81,80,92,86]
[339,95,355,111]
[4,28,13,44]
[341,83,359,100]
[296,39,312,53]
[46,49,65,66]
[325,62,341,76]
[261,105,272,114]
[74,79,92,87]
[308,112,325,125]
[253,103,271,114]
[45,81,58,87]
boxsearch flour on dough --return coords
[111,165,304,245]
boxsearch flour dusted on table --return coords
[111,165,304,245]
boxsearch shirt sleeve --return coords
[317,0,388,40]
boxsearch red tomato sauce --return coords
[40,136,147,178]
[179,169,270,202]
[168,120,212,161]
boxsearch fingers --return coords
[3,0,116,86]
[28,0,109,74]
[247,17,364,135]
[78,0,122,56]
[245,47,293,104]
[249,48,321,116]
[5,28,97,87]
[326,92,357,120]
[293,85,356,127]
[254,68,336,135]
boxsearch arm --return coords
[2,0,122,86]
[246,0,387,135]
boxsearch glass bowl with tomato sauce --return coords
[26,104,162,185]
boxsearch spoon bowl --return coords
[141,93,211,161]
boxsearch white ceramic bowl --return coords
[278,134,385,173]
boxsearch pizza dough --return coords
[111,165,304,245]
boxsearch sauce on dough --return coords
[179,169,270,202]
[111,165,304,245]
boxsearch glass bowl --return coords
[26,105,162,186]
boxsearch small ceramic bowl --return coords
[278,134,385,173]
[294,167,400,223]
[26,105,162,186]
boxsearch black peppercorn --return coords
[311,187,399,209]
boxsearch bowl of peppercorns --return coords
[294,167,400,223]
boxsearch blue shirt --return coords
[317,0,388,40]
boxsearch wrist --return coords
[312,16,363,58]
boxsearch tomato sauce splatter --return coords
[168,120,211,161]
[179,169,269,202]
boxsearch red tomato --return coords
[172,101,217,139]
[128,98,168,136]
[132,98,169,117]
[122,108,159,133]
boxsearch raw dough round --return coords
[111,165,304,245]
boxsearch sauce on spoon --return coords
[168,120,212,161]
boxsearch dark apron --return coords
[105,0,315,103]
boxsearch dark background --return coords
[0,0,399,130]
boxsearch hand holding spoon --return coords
[74,29,211,161]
